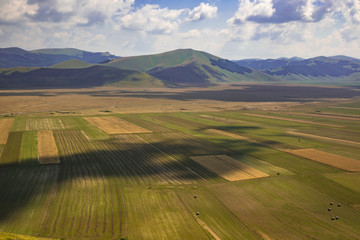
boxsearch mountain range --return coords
[0,47,359,89]
[235,56,360,82]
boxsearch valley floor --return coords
[0,84,360,239]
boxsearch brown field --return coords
[242,113,345,128]
[0,86,321,115]
[205,129,249,140]
[84,117,151,134]
[0,118,14,144]
[37,130,60,164]
[284,149,360,171]
[190,155,269,181]
[287,131,360,146]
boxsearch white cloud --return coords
[0,0,38,22]
[301,0,316,21]
[115,4,183,34]
[179,29,202,38]
[228,0,275,24]
[187,3,217,21]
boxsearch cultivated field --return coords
[37,130,60,164]
[0,118,14,144]
[26,118,65,131]
[84,117,151,134]
[0,85,360,239]
[284,148,360,171]
[190,155,269,181]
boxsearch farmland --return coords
[0,85,360,239]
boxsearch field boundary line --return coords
[287,131,360,146]
[242,113,345,128]
[174,189,222,240]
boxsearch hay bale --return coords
[196,212,199,215]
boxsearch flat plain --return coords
[0,84,360,239]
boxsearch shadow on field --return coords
[1,85,360,102]
[0,135,260,224]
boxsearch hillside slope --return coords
[0,65,163,89]
[0,47,119,68]
[108,49,277,86]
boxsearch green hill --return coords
[0,65,163,89]
[107,49,277,86]
[50,59,94,69]
[0,47,119,68]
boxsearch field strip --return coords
[0,118,14,144]
[190,155,269,181]
[330,106,360,110]
[26,118,65,131]
[196,218,222,240]
[199,114,248,124]
[84,117,151,134]
[287,131,360,146]
[37,130,60,164]
[205,129,250,140]
[242,113,345,128]
[283,149,360,171]
[289,112,360,121]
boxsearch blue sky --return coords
[0,0,359,59]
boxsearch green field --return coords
[1,101,360,239]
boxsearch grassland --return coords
[0,87,360,239]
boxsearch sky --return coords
[0,0,360,59]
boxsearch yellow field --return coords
[190,155,269,181]
[0,119,14,144]
[84,117,151,134]
[37,130,60,164]
[284,149,360,171]
[206,129,249,140]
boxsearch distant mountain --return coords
[234,57,303,70]
[235,56,360,82]
[0,47,119,68]
[0,65,163,89]
[107,49,276,87]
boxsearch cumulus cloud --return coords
[0,0,134,26]
[228,0,275,24]
[228,0,337,25]
[187,3,217,21]
[0,0,38,23]
[115,4,183,34]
